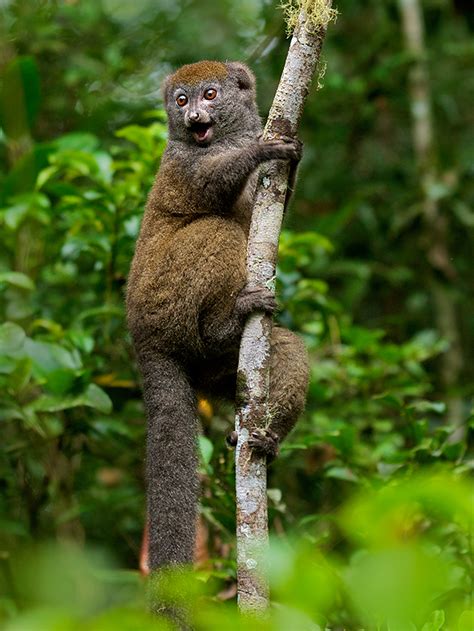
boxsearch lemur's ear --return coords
[226,62,256,91]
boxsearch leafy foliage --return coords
[0,0,473,629]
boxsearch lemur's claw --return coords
[248,428,280,460]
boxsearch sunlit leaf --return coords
[198,435,213,466]
[0,322,26,354]
[0,271,35,291]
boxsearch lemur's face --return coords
[172,82,221,145]
[163,61,258,146]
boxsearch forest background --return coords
[0,1,473,629]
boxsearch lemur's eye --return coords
[176,94,188,107]
[204,88,217,100]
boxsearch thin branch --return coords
[234,3,333,613]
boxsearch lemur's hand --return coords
[257,135,303,163]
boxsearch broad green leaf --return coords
[1,192,51,229]
[325,466,359,483]
[442,441,465,461]
[0,322,26,354]
[0,406,24,421]
[0,271,35,290]
[325,424,356,456]
[24,339,82,394]
[24,339,82,373]
[80,383,112,414]
[67,330,94,354]
[407,400,446,414]
[267,488,283,504]
[36,165,59,190]
[30,384,111,414]
[0,355,23,375]
[198,435,213,466]
[52,132,100,152]
[93,150,113,184]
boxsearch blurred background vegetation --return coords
[0,0,473,629]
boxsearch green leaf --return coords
[421,610,445,631]
[74,305,123,324]
[93,150,113,184]
[49,149,99,177]
[0,322,26,354]
[0,356,20,375]
[425,180,451,201]
[407,400,446,414]
[0,406,24,421]
[453,201,474,227]
[31,383,112,414]
[1,192,51,229]
[6,357,32,390]
[24,339,82,372]
[24,339,82,394]
[81,383,112,414]
[30,394,79,413]
[267,488,283,504]
[198,435,213,466]
[67,329,95,354]
[0,271,35,291]
[116,124,157,152]
[442,441,465,461]
[52,132,100,152]
[325,424,356,456]
[325,466,359,483]
[36,165,59,189]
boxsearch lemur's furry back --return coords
[126,60,309,570]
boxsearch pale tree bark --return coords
[398,0,464,430]
[234,2,334,613]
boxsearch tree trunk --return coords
[234,3,333,613]
[398,0,464,431]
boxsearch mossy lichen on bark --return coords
[281,0,338,35]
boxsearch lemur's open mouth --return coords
[191,122,213,144]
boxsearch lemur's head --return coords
[162,61,260,145]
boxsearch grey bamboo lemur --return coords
[126,61,309,570]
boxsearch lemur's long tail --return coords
[137,350,199,569]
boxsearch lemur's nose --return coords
[189,111,200,122]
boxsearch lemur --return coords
[126,60,309,570]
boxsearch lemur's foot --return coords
[235,285,277,318]
[226,430,238,448]
[248,428,280,460]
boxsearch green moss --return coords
[281,0,338,35]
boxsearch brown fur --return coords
[170,60,228,86]
[126,61,309,571]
